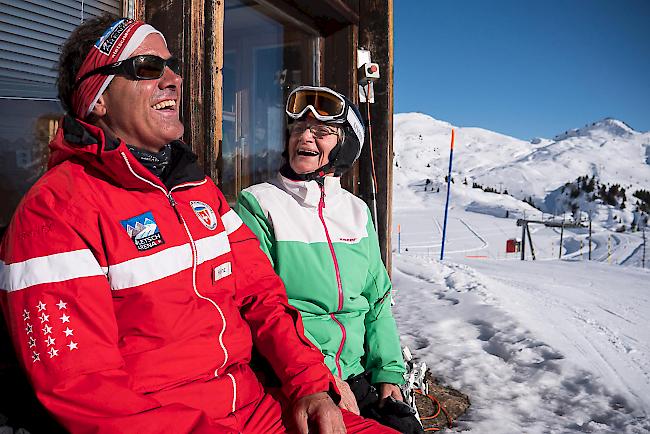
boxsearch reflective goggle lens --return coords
[287,89,345,118]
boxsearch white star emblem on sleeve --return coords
[37,301,46,312]
[32,351,40,363]
[67,341,78,351]
[28,337,36,348]
[23,310,30,321]
[63,327,74,337]
[25,323,33,334]
[56,300,68,310]
[48,347,59,358]
[60,314,70,324]
[40,312,50,323]
[45,336,56,347]
[42,324,52,335]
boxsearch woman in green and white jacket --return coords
[236,87,420,433]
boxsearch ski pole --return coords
[440,129,455,260]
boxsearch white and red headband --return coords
[71,18,166,119]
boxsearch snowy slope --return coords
[391,114,650,433]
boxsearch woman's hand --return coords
[333,375,360,415]
[377,383,403,407]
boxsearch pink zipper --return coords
[318,184,346,378]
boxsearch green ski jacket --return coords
[236,173,405,385]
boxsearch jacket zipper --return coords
[167,193,182,223]
[120,152,231,386]
[318,184,346,378]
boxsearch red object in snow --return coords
[506,238,517,253]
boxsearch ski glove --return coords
[347,373,424,434]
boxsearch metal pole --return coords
[589,213,591,261]
[521,222,526,261]
[559,221,564,259]
[643,226,646,269]
[527,224,536,260]
[440,129,455,261]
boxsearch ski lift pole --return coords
[642,226,646,269]
[440,129,455,260]
[607,234,612,264]
[558,220,564,259]
[589,212,591,261]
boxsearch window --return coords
[0,1,123,229]
[221,0,319,201]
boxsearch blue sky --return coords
[393,0,650,140]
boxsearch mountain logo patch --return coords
[190,201,218,230]
[120,211,165,251]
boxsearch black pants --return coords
[346,373,424,434]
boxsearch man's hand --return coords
[377,383,403,407]
[333,376,360,415]
[293,392,346,434]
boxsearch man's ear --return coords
[90,94,108,118]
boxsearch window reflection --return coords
[222,0,317,201]
[0,99,61,229]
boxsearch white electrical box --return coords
[357,49,377,103]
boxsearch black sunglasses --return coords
[74,55,181,89]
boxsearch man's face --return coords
[287,118,339,174]
[99,34,183,152]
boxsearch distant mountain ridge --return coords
[553,118,637,141]
[393,112,650,228]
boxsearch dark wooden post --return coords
[146,0,214,175]
[358,0,393,271]
[205,0,224,181]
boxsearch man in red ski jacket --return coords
[0,14,398,434]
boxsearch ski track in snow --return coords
[392,256,650,433]
[458,218,488,250]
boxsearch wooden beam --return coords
[268,0,358,34]
[186,0,206,170]
[358,0,393,271]
[319,0,359,24]
[206,0,224,181]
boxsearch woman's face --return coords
[287,118,339,175]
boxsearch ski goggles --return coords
[286,86,347,122]
[74,55,181,89]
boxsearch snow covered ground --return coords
[391,116,649,433]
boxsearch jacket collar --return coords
[48,115,204,191]
[276,172,343,208]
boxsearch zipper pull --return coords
[319,183,326,210]
[168,194,182,223]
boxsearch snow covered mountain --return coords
[393,113,650,229]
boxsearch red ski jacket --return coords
[0,117,335,433]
